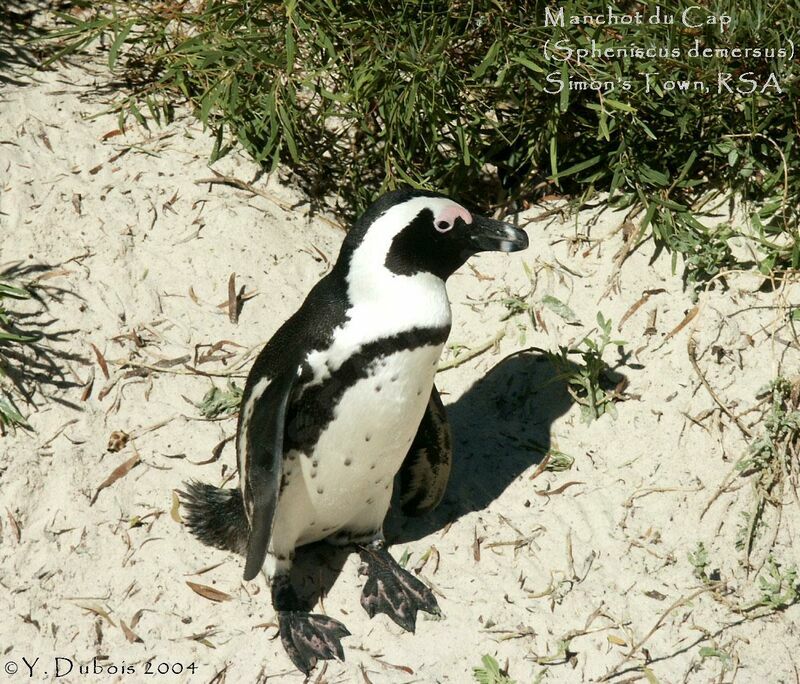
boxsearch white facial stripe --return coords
[304,197,457,386]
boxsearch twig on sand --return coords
[699,461,742,520]
[601,583,723,680]
[195,171,343,231]
[195,171,294,211]
[437,329,506,371]
[110,343,262,380]
[687,334,752,438]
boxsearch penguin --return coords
[180,188,528,674]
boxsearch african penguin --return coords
[180,189,528,674]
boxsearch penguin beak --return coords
[469,215,529,253]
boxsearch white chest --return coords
[274,343,443,549]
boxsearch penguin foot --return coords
[278,611,350,675]
[358,543,441,632]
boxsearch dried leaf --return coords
[607,635,627,646]
[121,619,143,643]
[91,453,141,505]
[190,435,233,465]
[72,193,82,215]
[153,355,191,369]
[186,581,232,603]
[374,658,414,675]
[78,603,116,627]
[468,262,494,281]
[644,589,667,601]
[130,609,145,628]
[20,613,40,631]
[6,508,21,543]
[534,309,549,334]
[617,289,666,330]
[663,305,699,344]
[184,561,225,577]
[91,343,110,379]
[102,129,124,140]
[162,190,179,214]
[80,368,95,401]
[535,481,585,497]
[528,451,552,480]
[170,490,183,523]
[472,528,482,562]
[227,272,238,324]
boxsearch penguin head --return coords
[342,189,529,282]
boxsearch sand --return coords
[1,58,799,683]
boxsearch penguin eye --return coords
[436,220,452,233]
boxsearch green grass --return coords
[42,0,799,281]
[688,378,800,626]
[473,655,517,684]
[735,377,800,568]
[194,380,243,419]
[545,313,626,423]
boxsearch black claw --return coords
[278,611,350,674]
[359,544,440,632]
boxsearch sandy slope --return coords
[1,62,799,683]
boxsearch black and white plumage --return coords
[181,189,528,673]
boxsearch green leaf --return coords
[510,55,544,74]
[472,654,516,684]
[549,136,558,183]
[551,154,603,180]
[604,97,636,113]
[0,394,29,429]
[0,330,40,343]
[285,25,296,72]
[108,19,134,70]
[472,40,500,79]
[0,283,31,300]
[559,61,569,112]
[542,295,580,324]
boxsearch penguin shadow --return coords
[287,350,627,608]
[285,541,353,613]
[388,350,610,543]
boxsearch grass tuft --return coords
[546,313,626,423]
[42,0,799,281]
[473,655,517,684]
[735,377,800,567]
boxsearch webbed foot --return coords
[278,611,350,675]
[358,542,441,632]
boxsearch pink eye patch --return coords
[434,204,472,232]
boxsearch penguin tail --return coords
[179,480,248,556]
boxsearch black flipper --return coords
[398,384,452,516]
[242,365,299,581]
[359,540,441,632]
